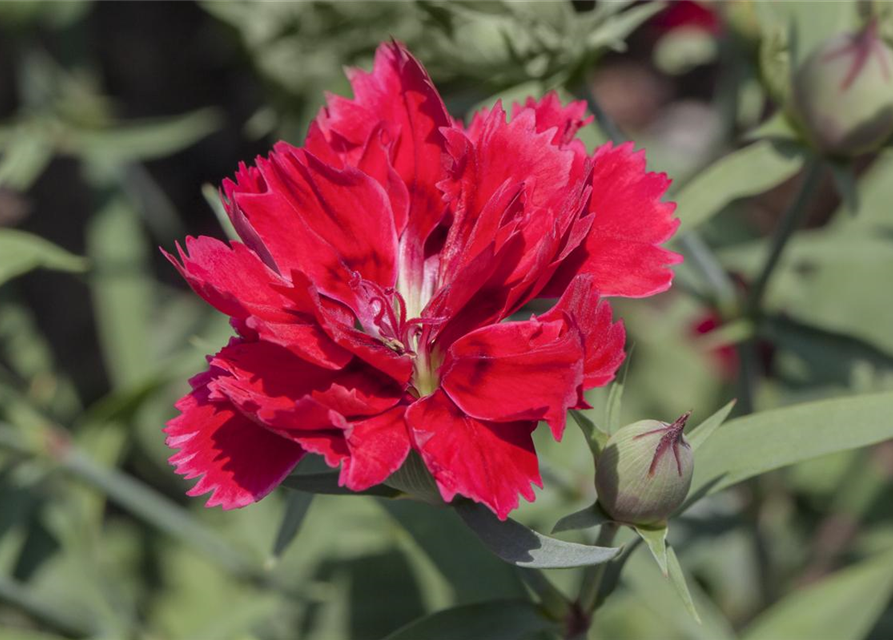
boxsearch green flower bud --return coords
[792,21,893,157]
[595,412,693,526]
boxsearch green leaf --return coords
[741,550,893,640]
[270,491,314,561]
[674,140,806,231]
[280,472,401,498]
[569,409,608,457]
[455,502,621,569]
[586,2,666,52]
[686,399,736,452]
[634,524,668,577]
[202,183,239,242]
[382,500,525,603]
[0,229,88,286]
[667,545,701,624]
[551,502,612,534]
[382,599,556,640]
[604,357,629,435]
[688,391,893,505]
[86,193,156,388]
[0,130,53,191]
[69,108,221,164]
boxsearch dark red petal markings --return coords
[440,318,584,439]
[165,371,305,509]
[406,391,541,521]
[545,142,682,298]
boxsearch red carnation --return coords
[163,42,680,520]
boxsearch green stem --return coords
[519,568,571,622]
[676,231,739,317]
[0,421,308,601]
[576,84,626,146]
[575,523,619,624]
[745,157,824,319]
[0,574,94,638]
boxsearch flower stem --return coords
[573,522,619,636]
[519,568,571,622]
[745,156,824,319]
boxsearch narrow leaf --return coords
[667,545,701,624]
[70,108,222,163]
[281,472,402,498]
[383,599,557,640]
[552,502,612,534]
[604,374,625,436]
[86,194,156,388]
[688,391,893,505]
[634,524,668,577]
[741,550,893,640]
[675,140,805,231]
[202,183,239,242]
[455,502,621,569]
[270,491,314,561]
[569,409,608,457]
[686,399,736,452]
[0,229,88,286]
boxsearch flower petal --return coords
[165,371,304,509]
[539,275,627,390]
[232,148,398,305]
[406,391,540,520]
[511,92,593,148]
[318,41,451,239]
[340,407,411,491]
[208,339,404,425]
[440,317,583,439]
[163,236,295,323]
[545,142,682,298]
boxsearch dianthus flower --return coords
[164,42,680,519]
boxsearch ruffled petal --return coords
[539,275,627,391]
[439,317,583,439]
[239,316,353,371]
[165,371,305,509]
[511,92,593,148]
[231,147,398,305]
[208,339,404,426]
[544,142,682,298]
[162,236,295,323]
[340,407,411,491]
[406,391,540,520]
[203,339,409,491]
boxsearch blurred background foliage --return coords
[2,1,893,639]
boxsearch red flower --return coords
[164,43,680,519]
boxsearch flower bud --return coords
[791,22,893,157]
[595,412,693,526]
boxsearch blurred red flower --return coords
[163,42,680,519]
